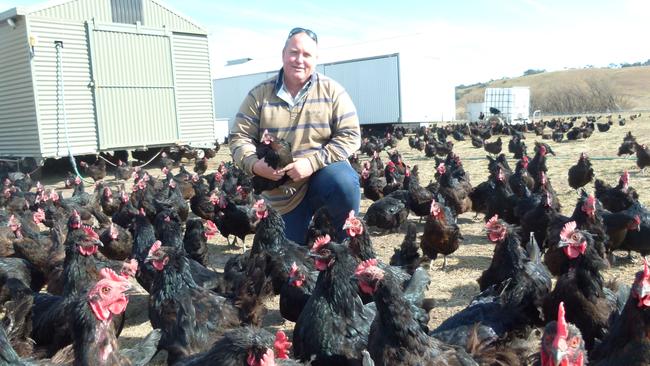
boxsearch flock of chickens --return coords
[0,113,648,365]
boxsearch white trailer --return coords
[483,87,530,124]
[213,52,456,130]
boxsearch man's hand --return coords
[280,158,314,181]
[253,160,284,181]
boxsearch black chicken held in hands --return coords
[252,129,294,195]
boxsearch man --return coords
[229,27,361,245]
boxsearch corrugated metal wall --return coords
[30,0,112,22]
[29,17,98,158]
[323,55,400,125]
[173,33,215,146]
[0,17,41,158]
[89,23,178,149]
[213,72,275,130]
[143,0,205,35]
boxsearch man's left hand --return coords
[281,158,314,181]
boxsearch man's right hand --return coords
[253,160,284,181]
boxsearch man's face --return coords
[282,32,318,87]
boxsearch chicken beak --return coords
[124,285,137,295]
[552,349,567,366]
[640,284,650,299]
[557,240,569,248]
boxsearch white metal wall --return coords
[30,17,98,158]
[214,53,457,126]
[213,72,275,131]
[173,33,215,146]
[323,55,400,125]
[0,16,41,157]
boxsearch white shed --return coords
[0,0,215,163]
[213,50,456,132]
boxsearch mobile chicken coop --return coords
[214,51,456,132]
[0,0,216,165]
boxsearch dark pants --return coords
[282,160,360,245]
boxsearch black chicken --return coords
[293,238,373,365]
[0,269,161,365]
[390,223,427,275]
[567,152,594,190]
[590,260,650,365]
[542,221,625,351]
[420,198,461,269]
[147,242,267,365]
[483,137,503,155]
[356,259,482,366]
[364,194,409,233]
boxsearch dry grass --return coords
[456,66,650,117]
[61,114,649,364]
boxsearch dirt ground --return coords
[44,114,649,364]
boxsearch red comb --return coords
[486,214,499,228]
[312,234,331,251]
[556,302,568,340]
[82,226,99,240]
[355,258,379,276]
[560,221,577,242]
[274,330,291,359]
[99,267,123,282]
[148,240,162,257]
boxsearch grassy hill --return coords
[456,66,650,118]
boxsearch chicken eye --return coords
[571,233,580,241]
[102,287,111,293]
[569,337,580,348]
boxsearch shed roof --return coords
[0,0,207,32]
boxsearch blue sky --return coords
[4,0,649,84]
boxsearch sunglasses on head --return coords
[287,27,318,44]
